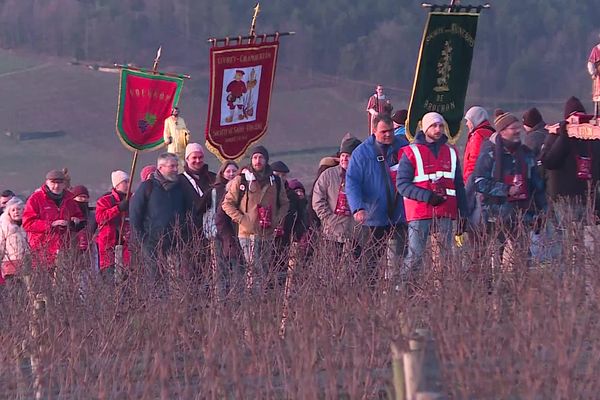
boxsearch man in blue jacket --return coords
[346,114,409,281]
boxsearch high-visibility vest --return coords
[402,143,458,221]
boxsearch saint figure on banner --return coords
[222,67,261,126]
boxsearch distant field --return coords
[0,49,566,199]
[0,51,39,75]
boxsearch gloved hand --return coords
[118,199,129,212]
[428,192,446,206]
[167,137,173,144]
[558,120,568,137]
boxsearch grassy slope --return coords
[0,50,566,199]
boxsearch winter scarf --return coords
[154,170,179,191]
[43,185,64,207]
[494,137,525,181]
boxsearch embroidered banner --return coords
[406,12,480,142]
[205,41,279,160]
[116,69,184,151]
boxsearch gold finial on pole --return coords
[249,3,260,39]
[152,46,162,72]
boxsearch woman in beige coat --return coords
[0,197,29,280]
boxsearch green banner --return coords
[406,12,479,142]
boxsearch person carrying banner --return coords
[221,145,290,291]
[540,97,600,219]
[474,111,547,269]
[346,114,409,283]
[163,107,189,171]
[397,112,468,278]
[95,171,131,280]
[23,169,85,268]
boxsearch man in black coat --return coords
[540,96,600,220]
[130,153,192,269]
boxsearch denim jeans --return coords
[403,218,453,275]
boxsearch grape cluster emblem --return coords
[137,112,157,134]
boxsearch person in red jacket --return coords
[23,169,85,268]
[463,106,495,183]
[95,171,131,278]
[463,106,495,227]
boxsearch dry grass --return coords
[1,206,600,399]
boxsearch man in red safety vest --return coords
[396,112,468,278]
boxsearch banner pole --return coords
[116,46,162,248]
[249,3,260,44]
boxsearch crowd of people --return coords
[0,94,598,292]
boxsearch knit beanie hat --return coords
[464,106,489,127]
[271,161,290,173]
[340,136,362,155]
[421,112,445,133]
[563,96,586,119]
[493,108,505,119]
[111,170,129,188]
[522,107,544,128]
[287,179,305,192]
[71,185,89,198]
[140,165,156,181]
[392,109,408,125]
[185,143,204,159]
[250,145,269,162]
[494,112,520,132]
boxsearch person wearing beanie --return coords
[163,107,189,172]
[313,134,363,257]
[346,113,409,279]
[271,161,290,182]
[140,165,157,182]
[178,143,216,248]
[222,144,289,289]
[540,97,600,217]
[521,107,549,159]
[0,196,28,281]
[130,153,192,272]
[473,111,547,268]
[71,184,95,252]
[392,109,408,137]
[396,112,468,276]
[23,169,85,267]
[95,170,132,277]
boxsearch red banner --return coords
[205,41,279,160]
[116,69,184,151]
